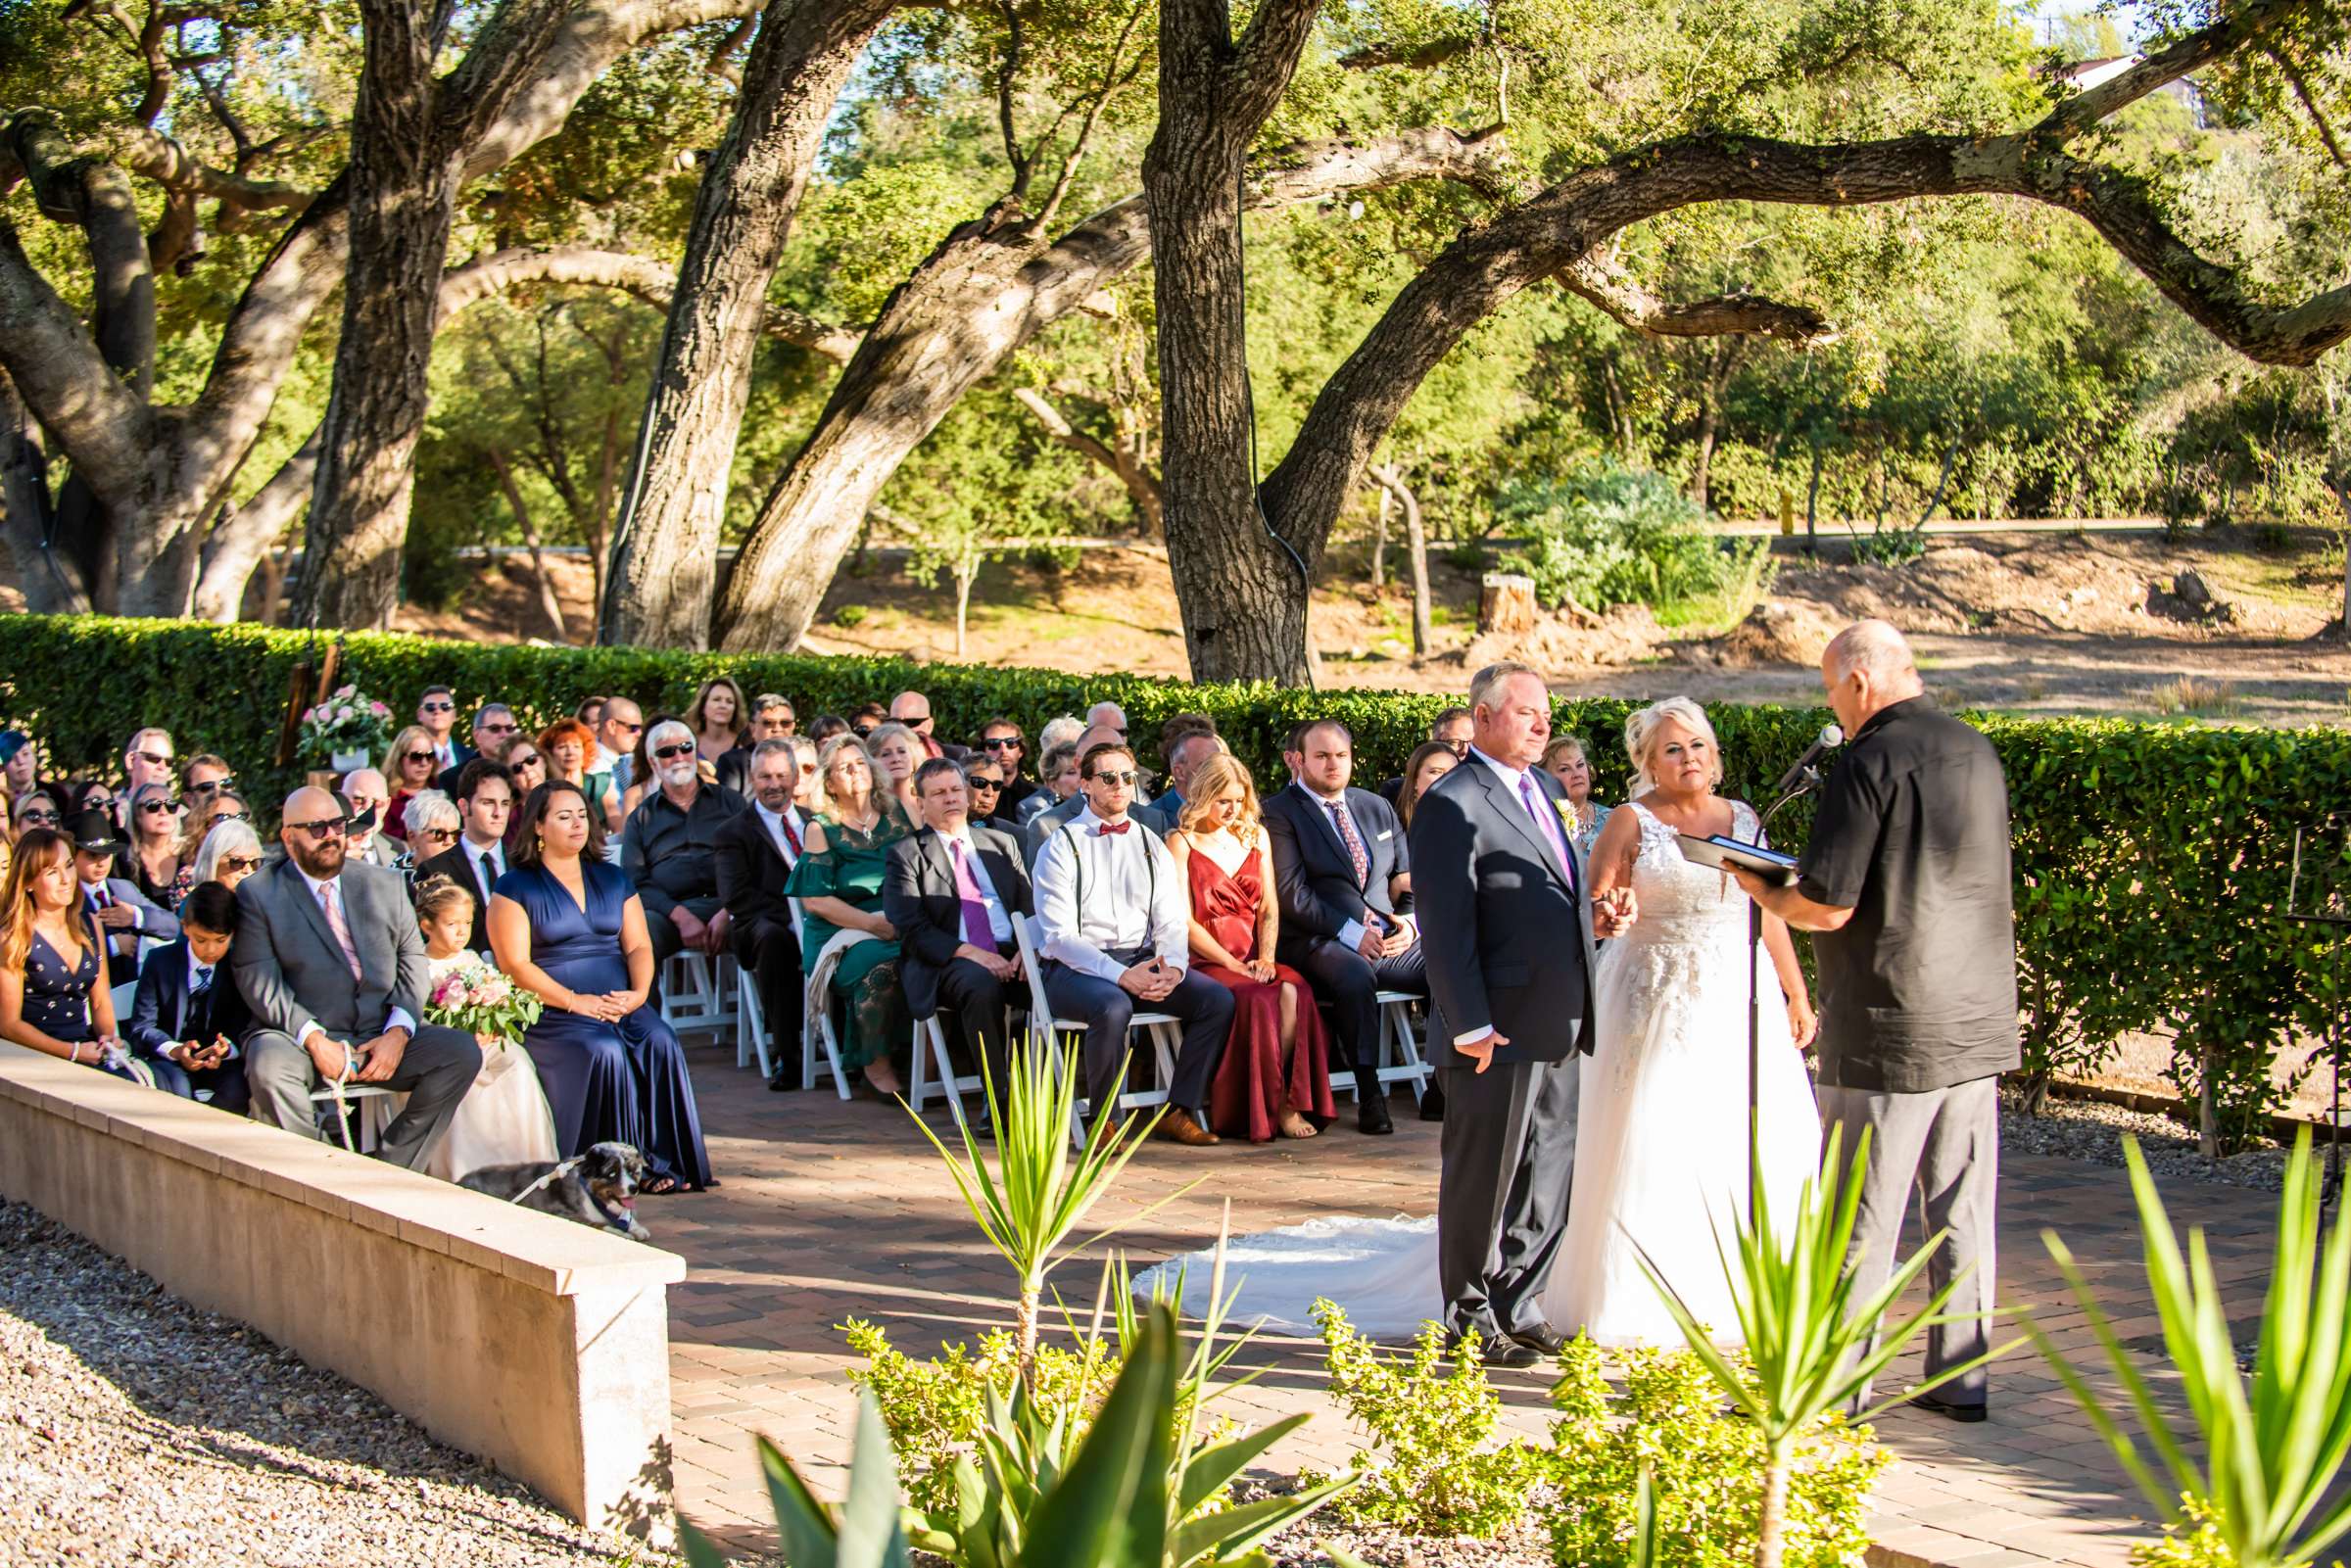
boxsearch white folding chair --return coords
[1012,914,1176,1145]
[1324,989,1437,1107]
[109,980,136,1025]
[658,949,736,1041]
[908,1005,1011,1134]
[311,1083,398,1152]
[805,1006,854,1102]
[733,966,774,1077]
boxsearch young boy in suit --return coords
[127,880,251,1112]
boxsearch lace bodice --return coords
[1614,799,1761,952]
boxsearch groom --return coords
[1411,661,1633,1365]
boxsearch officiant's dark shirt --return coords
[1798,696,2019,1093]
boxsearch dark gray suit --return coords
[1263,783,1425,1083]
[883,823,1032,1077]
[231,857,481,1170]
[1409,752,1598,1343]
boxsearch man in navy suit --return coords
[127,881,251,1111]
[1263,720,1424,1134]
[1411,661,1634,1365]
[413,759,514,953]
[67,810,177,984]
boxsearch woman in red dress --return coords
[1164,754,1336,1142]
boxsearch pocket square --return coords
[1375,830,1392,840]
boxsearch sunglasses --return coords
[851,724,877,737]
[18,809,58,825]
[421,700,456,713]
[286,817,349,838]
[1089,770,1139,786]
[610,720,643,735]
[981,736,1023,750]
[477,721,517,736]
[138,800,176,816]
[510,754,545,769]
[652,742,696,761]
[135,750,173,768]
[187,776,235,793]
[416,827,458,842]
[218,855,261,874]
[969,778,1003,791]
[404,750,436,764]
[213,811,251,825]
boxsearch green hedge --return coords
[2,613,2345,1149]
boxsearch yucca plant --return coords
[2028,1130,2351,1568]
[1641,1125,2015,1568]
[908,1042,1188,1379]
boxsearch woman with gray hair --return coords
[1541,694,1820,1349]
[395,789,460,886]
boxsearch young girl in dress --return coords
[414,876,560,1182]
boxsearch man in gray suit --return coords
[1411,662,1634,1366]
[233,785,481,1170]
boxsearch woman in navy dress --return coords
[486,780,712,1193]
[0,827,130,1079]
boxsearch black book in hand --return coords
[1675,833,1800,886]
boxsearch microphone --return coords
[1772,724,1845,796]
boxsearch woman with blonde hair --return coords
[1166,752,1335,1142]
[785,736,912,1096]
[0,828,125,1075]
[863,722,924,822]
[688,676,749,763]
[381,724,441,843]
[169,788,251,905]
[118,781,183,906]
[1542,735,1612,855]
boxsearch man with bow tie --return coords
[1032,741,1233,1147]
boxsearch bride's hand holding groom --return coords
[1593,885,1638,940]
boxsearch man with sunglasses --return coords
[1377,707,1473,805]
[435,702,519,794]
[1023,723,1131,870]
[961,760,1016,830]
[337,768,399,868]
[716,693,796,795]
[415,686,465,772]
[1033,742,1232,1147]
[119,727,174,833]
[888,690,969,764]
[973,719,1037,820]
[623,719,746,963]
[591,696,645,794]
[235,785,481,1170]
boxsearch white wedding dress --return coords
[1134,799,1820,1347]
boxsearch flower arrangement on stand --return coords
[425,960,542,1048]
[300,685,393,772]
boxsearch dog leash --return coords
[506,1156,588,1206]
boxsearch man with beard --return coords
[233,785,481,1169]
[623,718,747,963]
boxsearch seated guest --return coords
[1135,729,1225,837]
[542,717,623,837]
[233,786,482,1169]
[716,692,796,795]
[1033,741,1233,1146]
[0,827,129,1077]
[889,690,968,762]
[884,758,1031,1096]
[413,874,559,1181]
[1396,740,1461,831]
[622,719,744,963]
[590,695,644,796]
[496,735,549,803]
[118,782,184,907]
[1024,724,1128,867]
[0,731,41,801]
[168,788,250,905]
[1542,734,1612,855]
[127,880,251,1110]
[974,718,1037,820]
[849,702,888,740]
[805,714,850,747]
[1019,742,1081,830]
[1377,707,1473,804]
[437,703,520,794]
[178,753,235,802]
[381,724,441,842]
[416,686,466,772]
[187,817,264,897]
[339,768,399,867]
[1166,755,1333,1143]
[717,739,812,1092]
[414,760,515,954]
[1263,719,1425,1134]
[865,722,924,820]
[62,779,117,824]
[575,695,606,730]
[10,790,61,845]
[489,781,712,1193]
[785,737,912,1096]
[396,791,461,885]
[69,809,176,984]
[1084,700,1128,739]
[689,677,750,764]
[118,728,176,833]
[787,736,824,815]
[618,711,698,820]
[962,757,1014,830]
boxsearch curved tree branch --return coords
[440,244,861,361]
[1556,253,1839,345]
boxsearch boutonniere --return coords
[1553,798,1581,832]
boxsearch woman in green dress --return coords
[786,736,913,1095]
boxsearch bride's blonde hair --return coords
[1624,695,1724,796]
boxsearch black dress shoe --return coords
[1511,1323,1568,1355]
[1908,1393,1989,1423]
[1480,1336,1541,1368]
[1417,1083,1446,1122]
[1358,1096,1394,1135]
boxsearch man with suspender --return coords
[1032,741,1234,1146]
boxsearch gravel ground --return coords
[0,1201,680,1568]
[2000,1085,2308,1193]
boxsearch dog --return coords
[460,1142,652,1241]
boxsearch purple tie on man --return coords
[1517,773,1577,892]
[951,839,995,951]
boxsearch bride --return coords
[1136,696,1821,1347]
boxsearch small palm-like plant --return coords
[2028,1130,2351,1568]
[1641,1126,2014,1568]
[908,1043,1189,1380]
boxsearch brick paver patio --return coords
[655,1049,2278,1567]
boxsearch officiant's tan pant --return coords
[1818,1075,2000,1408]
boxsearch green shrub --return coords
[1847,521,1928,568]
[1304,1302,1546,1538]
[1496,463,1765,613]
[1546,1338,1885,1568]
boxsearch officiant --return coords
[1732,619,2017,1423]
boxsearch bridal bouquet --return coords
[299,684,393,768]
[426,960,542,1049]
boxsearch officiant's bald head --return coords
[1822,620,1925,734]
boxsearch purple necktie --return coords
[951,839,995,950]
[1518,774,1577,892]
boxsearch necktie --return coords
[190,964,214,1035]
[1095,821,1130,836]
[316,879,362,978]
[92,885,111,909]
[1517,774,1577,891]
[474,846,501,901]
[777,811,802,857]
[1327,800,1368,888]
[190,964,214,1001]
[950,839,995,950]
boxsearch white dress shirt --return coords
[1033,806,1188,981]
[946,826,1015,948]
[466,835,506,899]
[294,865,415,1041]
[755,801,805,938]
[1453,745,1576,1048]
[183,945,239,1061]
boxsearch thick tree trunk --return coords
[600,0,896,650]
[194,425,319,621]
[0,366,87,613]
[1145,0,1324,685]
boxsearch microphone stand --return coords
[1749,771,1828,1216]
